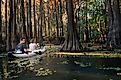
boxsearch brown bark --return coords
[28,0,32,39]
[0,0,2,42]
[59,0,64,36]
[21,0,28,40]
[7,0,12,51]
[38,0,43,44]
[55,0,59,37]
[33,0,37,39]
[107,0,121,48]
[61,0,82,52]
[11,0,18,49]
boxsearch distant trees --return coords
[1,0,121,51]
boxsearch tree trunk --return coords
[61,0,82,52]
[21,0,28,39]
[10,0,14,49]
[38,0,43,44]
[44,10,47,36]
[107,0,113,46]
[104,0,107,42]
[28,0,32,39]
[54,0,59,37]
[5,0,8,41]
[11,0,18,49]
[0,0,2,42]
[33,0,37,39]
[47,2,50,37]
[26,3,29,37]
[107,0,121,48]
[85,0,89,42]
[112,0,121,48]
[59,0,64,36]
[7,0,12,51]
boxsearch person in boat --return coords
[29,39,45,53]
[16,37,29,54]
[40,41,45,49]
[36,42,40,49]
[29,39,37,51]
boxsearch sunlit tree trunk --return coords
[55,0,59,37]
[47,2,50,37]
[0,0,2,42]
[7,0,13,51]
[5,0,8,51]
[59,0,64,36]
[61,0,82,52]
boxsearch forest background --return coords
[0,0,121,52]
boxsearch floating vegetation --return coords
[99,67,121,71]
[60,60,69,64]
[7,58,35,79]
[1,46,121,80]
[34,68,56,77]
[109,78,113,80]
[74,61,91,67]
[29,66,34,71]
[8,76,18,79]
[1,72,9,79]
[54,52,121,58]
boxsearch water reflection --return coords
[0,54,121,80]
[0,54,9,80]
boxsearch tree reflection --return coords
[0,55,8,80]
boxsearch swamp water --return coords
[0,53,121,80]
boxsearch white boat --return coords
[12,52,37,58]
[31,46,46,53]
[9,46,46,58]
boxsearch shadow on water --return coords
[0,53,121,80]
[0,54,8,80]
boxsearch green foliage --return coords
[76,0,106,41]
[90,28,101,40]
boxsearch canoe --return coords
[8,46,46,58]
[12,52,37,57]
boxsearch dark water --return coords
[0,54,121,80]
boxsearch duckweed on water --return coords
[60,60,69,64]
[34,68,56,77]
[9,75,18,79]
[99,67,121,71]
[29,67,34,71]
[74,61,91,67]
